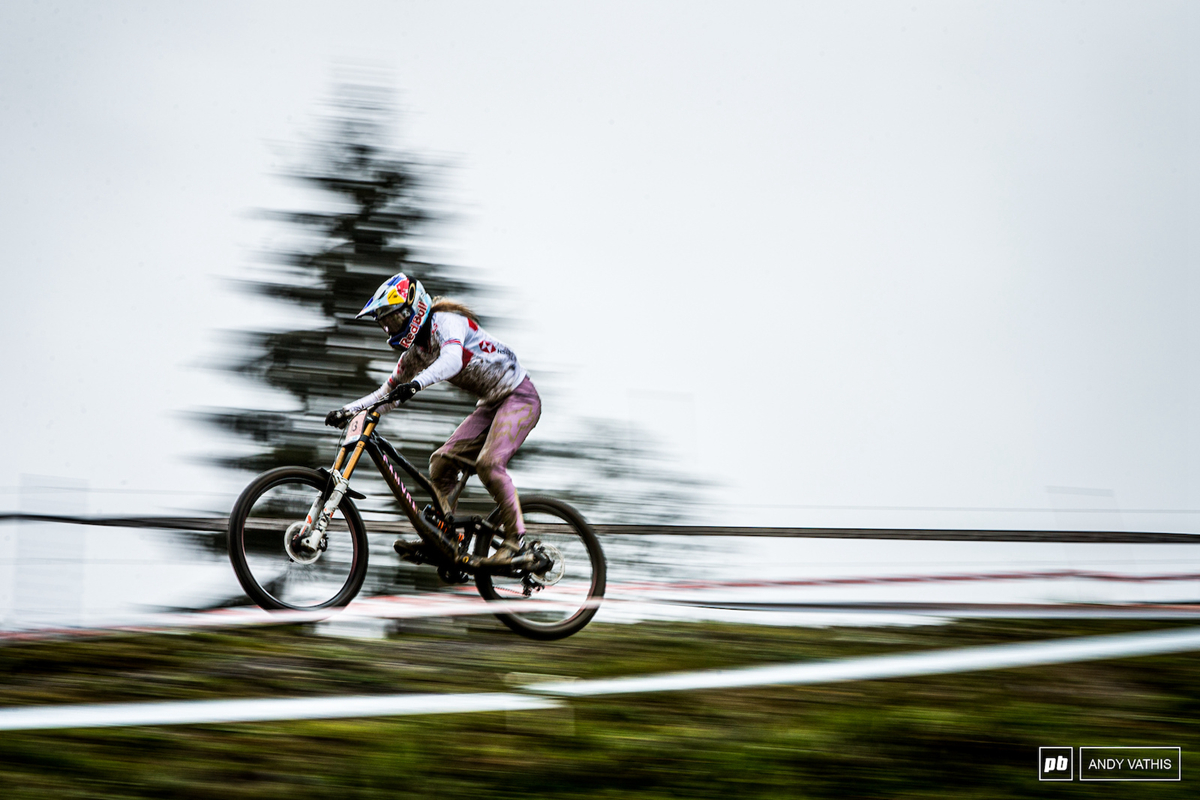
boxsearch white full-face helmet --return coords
[355,272,432,350]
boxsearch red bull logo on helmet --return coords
[396,299,428,350]
[385,276,411,306]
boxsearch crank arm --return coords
[458,550,544,576]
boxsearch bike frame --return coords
[295,408,490,566]
[225,396,604,637]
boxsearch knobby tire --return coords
[473,495,606,640]
[228,466,369,612]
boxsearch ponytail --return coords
[430,297,480,324]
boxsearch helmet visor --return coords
[377,306,412,336]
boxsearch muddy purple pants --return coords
[429,376,541,536]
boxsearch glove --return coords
[391,381,422,405]
[324,408,351,429]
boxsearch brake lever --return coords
[367,393,403,413]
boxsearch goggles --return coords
[377,306,412,336]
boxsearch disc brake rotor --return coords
[284,520,323,565]
[527,541,565,587]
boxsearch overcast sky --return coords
[1,1,1196,531]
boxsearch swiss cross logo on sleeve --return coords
[479,341,497,354]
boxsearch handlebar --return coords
[329,385,415,429]
[367,386,413,412]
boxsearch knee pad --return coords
[474,456,503,484]
[429,452,455,480]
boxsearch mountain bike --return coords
[226,390,606,640]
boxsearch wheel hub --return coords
[526,541,565,587]
[284,520,323,565]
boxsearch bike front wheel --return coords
[474,495,606,640]
[228,466,369,611]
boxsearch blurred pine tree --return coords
[197,79,484,508]
[198,75,707,526]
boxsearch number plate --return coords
[344,411,368,440]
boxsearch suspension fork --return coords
[295,411,378,552]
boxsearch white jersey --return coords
[410,312,527,402]
[345,311,527,413]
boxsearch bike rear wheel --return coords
[473,495,606,640]
[228,467,369,611]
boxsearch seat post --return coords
[445,472,470,513]
[442,453,477,514]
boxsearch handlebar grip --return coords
[369,392,402,411]
[384,382,420,407]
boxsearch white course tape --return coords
[0,594,600,643]
[0,692,561,732]
[525,625,1200,697]
[6,568,1199,642]
[3,626,1200,731]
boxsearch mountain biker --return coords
[324,273,540,568]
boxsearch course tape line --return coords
[0,595,598,642]
[612,569,1200,594]
[5,513,1200,543]
[0,692,561,732]
[525,625,1200,696]
[3,626,1200,730]
[3,568,1200,642]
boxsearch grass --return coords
[0,617,1196,798]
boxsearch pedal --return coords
[393,538,428,565]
